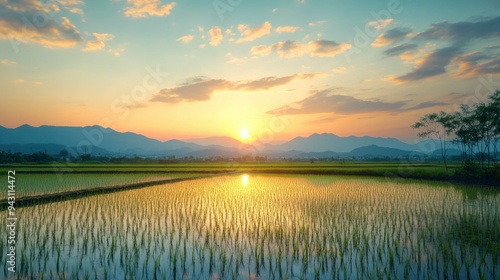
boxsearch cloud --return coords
[12,79,25,84]
[234,73,323,90]
[236,21,272,43]
[151,78,228,103]
[176,35,194,43]
[67,7,85,21]
[383,43,418,57]
[414,16,500,43]
[58,0,84,5]
[308,20,325,27]
[208,27,223,46]
[371,27,412,47]
[68,7,84,15]
[107,44,126,57]
[388,46,462,83]
[308,40,352,57]
[331,66,347,73]
[251,40,306,58]
[275,26,299,34]
[124,0,175,18]
[454,52,500,78]
[387,16,500,82]
[82,33,114,51]
[266,88,446,115]
[251,39,351,58]
[225,52,247,64]
[404,101,448,111]
[1,59,16,65]
[368,19,393,30]
[150,73,323,103]
[0,1,83,48]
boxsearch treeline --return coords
[0,151,165,164]
[0,151,55,163]
[413,90,500,172]
[0,151,271,164]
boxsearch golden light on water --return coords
[241,174,249,186]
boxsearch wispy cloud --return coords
[176,34,194,43]
[82,33,114,51]
[251,39,351,58]
[266,88,446,115]
[124,0,175,18]
[414,16,500,43]
[368,19,393,30]
[107,44,126,57]
[308,20,325,27]
[1,59,16,65]
[236,21,272,43]
[331,66,347,73]
[454,52,500,78]
[275,26,299,34]
[383,43,418,57]
[388,46,462,83]
[150,73,324,103]
[58,0,84,5]
[67,6,85,21]
[371,27,412,47]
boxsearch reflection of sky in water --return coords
[6,174,500,279]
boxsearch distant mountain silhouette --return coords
[347,145,418,158]
[0,125,454,158]
[270,133,417,153]
[0,125,203,155]
[184,136,245,148]
[0,143,111,155]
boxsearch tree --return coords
[474,103,495,167]
[413,89,500,173]
[412,111,453,171]
[59,149,69,161]
[453,104,482,169]
[487,90,500,166]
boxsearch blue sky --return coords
[1,0,500,142]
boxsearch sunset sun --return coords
[240,128,250,140]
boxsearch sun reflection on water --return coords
[241,174,249,186]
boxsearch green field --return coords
[1,174,499,279]
[1,162,498,278]
[0,173,204,200]
[2,161,496,207]
[1,161,458,177]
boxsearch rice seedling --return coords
[0,173,201,200]
[0,174,498,279]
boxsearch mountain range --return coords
[0,125,454,159]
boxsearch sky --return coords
[1,0,500,143]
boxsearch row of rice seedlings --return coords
[1,173,200,199]
[0,175,498,279]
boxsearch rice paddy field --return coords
[0,173,204,200]
[1,172,499,279]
